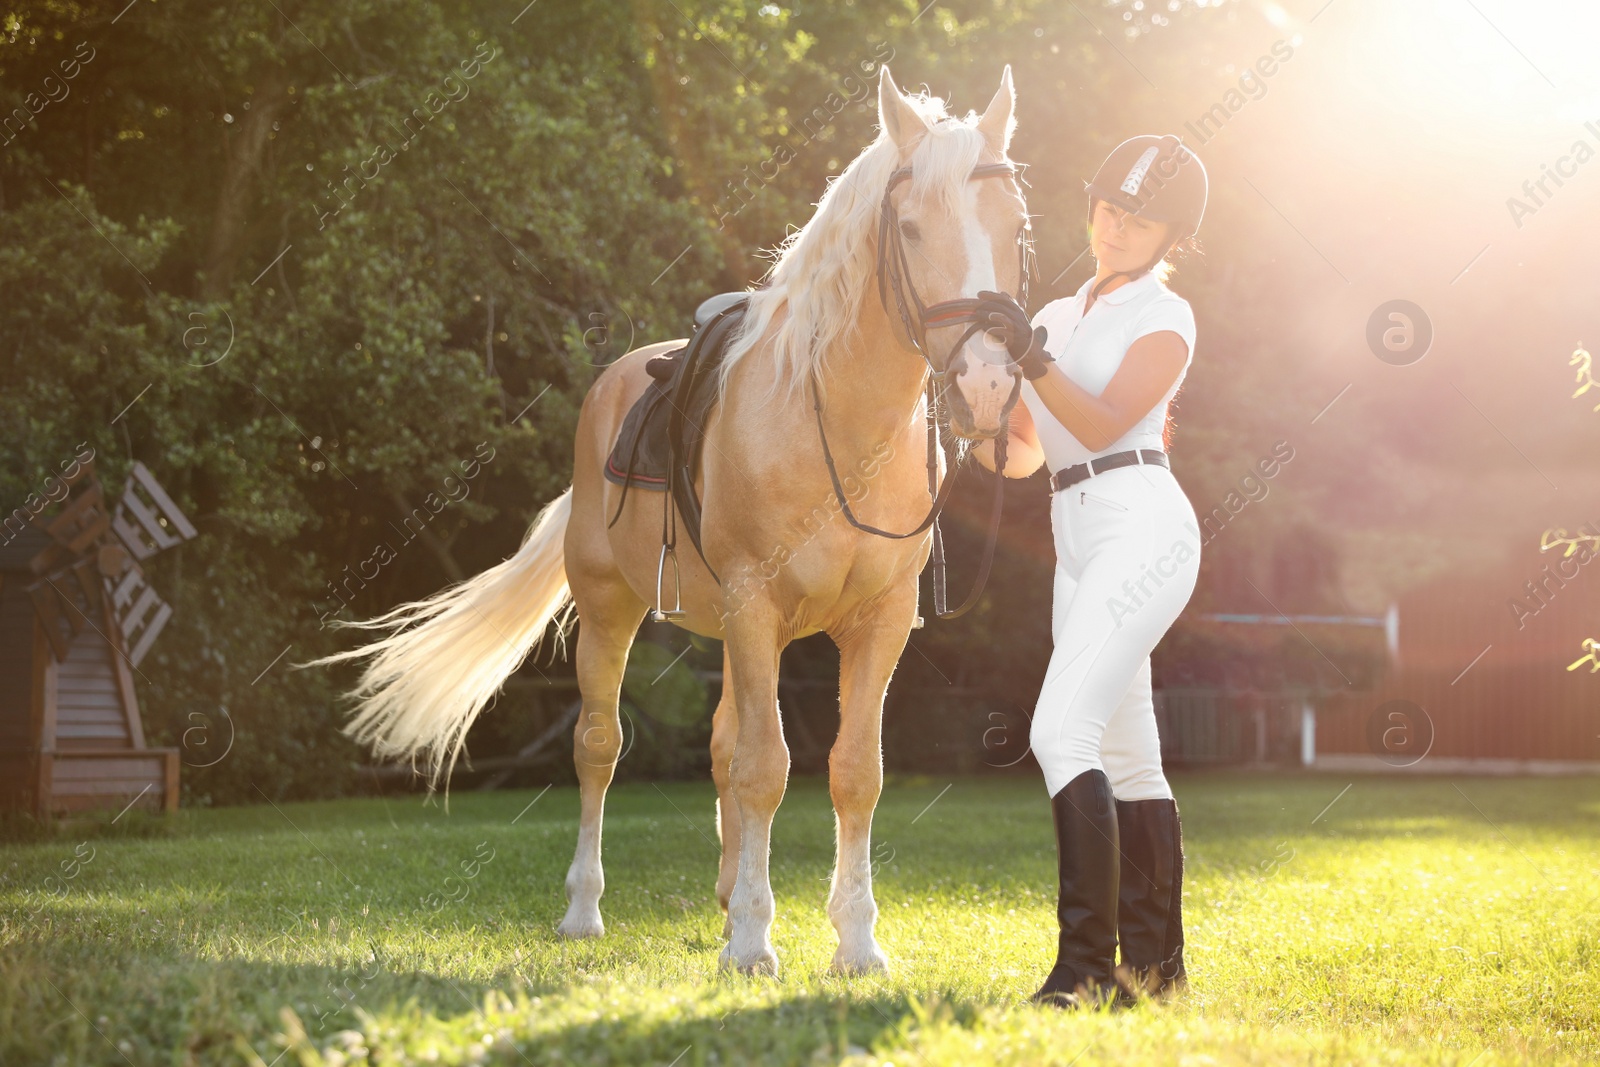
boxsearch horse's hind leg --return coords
[826,579,918,974]
[557,565,647,939]
[710,642,740,937]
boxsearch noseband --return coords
[876,160,1036,376]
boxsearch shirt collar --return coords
[1075,270,1160,307]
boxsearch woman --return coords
[974,133,1208,1008]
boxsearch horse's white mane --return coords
[717,89,993,408]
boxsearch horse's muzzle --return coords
[944,344,1023,439]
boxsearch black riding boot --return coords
[1031,769,1120,1008]
[1113,797,1187,1002]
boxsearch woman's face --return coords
[1089,199,1172,275]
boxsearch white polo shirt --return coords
[1019,271,1196,473]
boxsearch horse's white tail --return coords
[308,486,577,787]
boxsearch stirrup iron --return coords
[652,543,686,622]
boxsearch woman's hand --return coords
[976,290,1053,379]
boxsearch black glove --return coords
[976,290,1052,379]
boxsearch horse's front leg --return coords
[826,578,918,974]
[718,603,789,976]
[710,643,741,938]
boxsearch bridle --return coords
[809,158,1036,620]
[877,160,1036,373]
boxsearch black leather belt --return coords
[1048,448,1169,493]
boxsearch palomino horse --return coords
[315,65,1031,975]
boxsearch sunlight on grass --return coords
[2,774,1596,1065]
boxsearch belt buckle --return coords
[1135,450,1147,466]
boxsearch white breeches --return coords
[1030,463,1201,800]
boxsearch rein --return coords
[813,159,1035,621]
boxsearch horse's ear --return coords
[976,64,1016,154]
[878,65,930,148]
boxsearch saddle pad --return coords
[601,296,750,578]
[602,348,687,489]
[602,297,748,491]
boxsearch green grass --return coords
[2,773,1597,1065]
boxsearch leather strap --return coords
[807,367,1010,621]
[1049,449,1168,493]
[877,161,1034,370]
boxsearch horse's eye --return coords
[898,219,920,241]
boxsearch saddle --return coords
[603,291,750,590]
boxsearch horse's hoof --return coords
[718,942,780,976]
[829,944,889,976]
[557,909,605,939]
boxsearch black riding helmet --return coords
[1084,134,1207,300]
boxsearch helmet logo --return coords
[1120,146,1160,196]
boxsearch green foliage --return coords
[0,1,737,802]
[623,639,709,730]
[615,638,716,778]
[1,0,1322,802]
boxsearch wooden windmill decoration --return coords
[0,458,196,817]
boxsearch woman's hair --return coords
[1157,230,1201,448]
[1155,231,1203,284]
